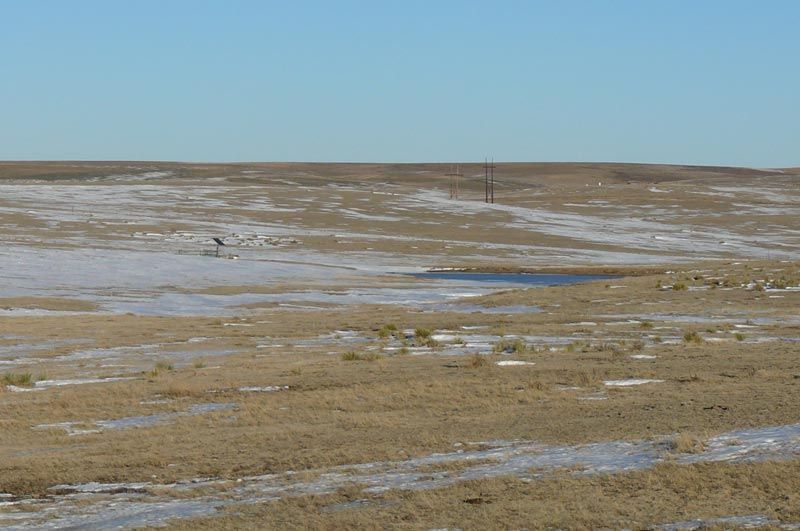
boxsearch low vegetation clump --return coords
[466,353,489,368]
[414,328,432,340]
[574,369,601,387]
[411,328,439,348]
[734,332,746,342]
[3,372,33,387]
[341,351,382,361]
[377,323,399,339]
[669,432,707,454]
[492,338,527,354]
[683,331,703,344]
[640,320,654,329]
[672,282,688,291]
[149,361,174,377]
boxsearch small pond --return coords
[409,272,619,286]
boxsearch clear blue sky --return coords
[1,1,798,166]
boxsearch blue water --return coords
[410,272,618,286]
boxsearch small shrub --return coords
[420,337,440,348]
[493,338,526,354]
[669,432,706,454]
[340,351,382,361]
[414,328,432,340]
[630,340,645,351]
[377,324,399,339]
[683,331,703,344]
[734,332,745,342]
[672,282,688,291]
[3,372,33,387]
[149,361,174,377]
[575,370,600,387]
[466,353,488,368]
[193,360,206,369]
[640,321,653,329]
[651,336,663,343]
[397,346,410,355]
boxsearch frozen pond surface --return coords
[0,246,612,316]
[4,422,800,528]
[34,403,236,436]
[410,271,617,286]
[656,514,800,530]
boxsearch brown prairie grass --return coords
[466,353,489,368]
[668,432,706,454]
[683,330,703,344]
[170,460,800,530]
[3,372,33,387]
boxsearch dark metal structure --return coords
[483,158,496,203]
[446,164,463,199]
[213,237,225,257]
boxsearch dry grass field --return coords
[0,161,798,529]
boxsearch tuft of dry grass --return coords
[466,353,489,368]
[683,331,703,344]
[492,338,527,354]
[3,372,33,387]
[668,432,706,454]
[148,361,174,377]
[574,370,601,387]
[341,351,382,362]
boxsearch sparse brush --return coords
[672,282,688,291]
[630,340,645,351]
[492,338,526,354]
[149,361,174,377]
[414,328,432,340]
[575,370,600,387]
[754,282,765,292]
[734,332,745,342]
[161,383,203,398]
[397,346,409,355]
[640,321,653,329]
[377,324,399,339]
[683,331,703,344]
[594,342,617,352]
[651,335,663,343]
[420,337,440,348]
[193,360,206,369]
[466,353,488,368]
[340,351,382,362]
[669,432,706,454]
[3,372,33,387]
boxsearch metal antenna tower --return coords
[483,157,496,203]
[446,164,463,199]
[490,157,495,204]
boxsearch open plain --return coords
[0,161,799,529]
